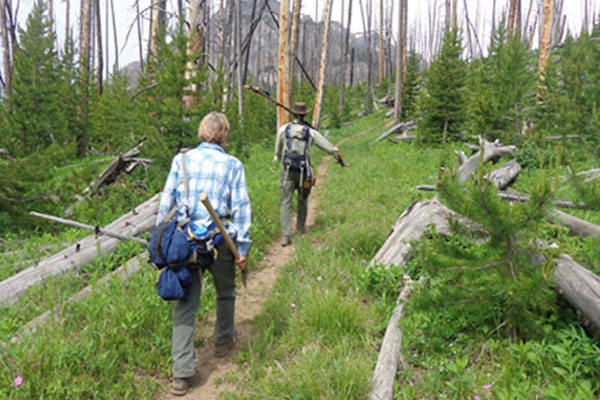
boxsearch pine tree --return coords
[400,50,422,121]
[418,29,467,143]
[419,151,559,338]
[6,1,64,156]
[469,23,535,143]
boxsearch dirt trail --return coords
[160,154,334,400]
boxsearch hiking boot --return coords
[170,370,202,396]
[281,235,291,247]
[213,340,235,358]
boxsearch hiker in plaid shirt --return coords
[157,111,251,396]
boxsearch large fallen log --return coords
[370,199,458,269]
[551,210,600,237]
[554,254,600,335]
[545,135,582,141]
[9,255,145,344]
[375,121,417,142]
[368,278,419,400]
[487,159,522,190]
[0,195,158,305]
[416,185,587,209]
[458,138,517,183]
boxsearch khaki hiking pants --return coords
[280,168,311,238]
[171,241,237,378]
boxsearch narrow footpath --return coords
[160,151,336,400]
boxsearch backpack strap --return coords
[178,153,191,228]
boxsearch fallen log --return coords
[545,135,582,141]
[8,254,145,344]
[488,159,522,190]
[554,254,600,335]
[389,134,418,142]
[368,278,420,400]
[375,121,417,142]
[370,199,462,269]
[29,212,148,245]
[458,138,517,183]
[416,185,587,209]
[0,195,158,305]
[550,210,600,237]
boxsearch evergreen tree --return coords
[469,23,535,142]
[401,50,422,121]
[5,1,64,156]
[418,29,468,143]
[419,153,559,338]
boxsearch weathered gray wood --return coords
[370,199,457,269]
[545,134,582,141]
[29,212,148,245]
[554,254,600,335]
[389,134,418,142]
[551,210,600,237]
[368,279,418,400]
[9,255,144,344]
[416,186,587,209]
[488,159,521,190]
[375,120,416,142]
[0,195,158,305]
[458,138,517,183]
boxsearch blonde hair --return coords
[198,112,230,145]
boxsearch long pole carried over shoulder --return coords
[29,211,148,245]
[244,84,315,128]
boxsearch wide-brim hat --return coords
[292,102,311,116]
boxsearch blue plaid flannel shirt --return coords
[156,142,252,256]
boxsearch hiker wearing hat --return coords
[274,102,345,246]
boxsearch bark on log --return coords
[550,210,600,237]
[9,254,144,344]
[375,121,416,142]
[458,138,517,183]
[554,254,600,335]
[368,278,419,400]
[370,199,458,269]
[0,195,158,305]
[488,159,522,190]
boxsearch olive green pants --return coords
[280,168,311,237]
[171,241,236,378]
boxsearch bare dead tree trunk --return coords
[516,0,522,39]
[135,0,144,72]
[48,0,54,29]
[338,0,353,115]
[79,0,92,85]
[538,0,554,96]
[358,0,373,115]
[463,0,483,56]
[451,0,457,30]
[524,0,534,39]
[393,0,403,123]
[276,0,290,128]
[288,0,301,100]
[235,0,243,115]
[312,0,333,128]
[378,0,383,87]
[65,0,70,49]
[104,0,109,77]
[491,0,496,36]
[95,0,103,93]
[110,0,118,71]
[242,0,258,85]
[0,0,11,97]
[350,47,355,87]
[508,0,517,35]
[402,0,407,80]
[445,0,451,29]
[183,1,205,109]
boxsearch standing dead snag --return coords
[312,0,333,129]
[276,0,290,128]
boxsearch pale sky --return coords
[14,0,598,68]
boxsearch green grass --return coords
[2,109,600,399]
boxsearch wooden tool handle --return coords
[199,192,241,261]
